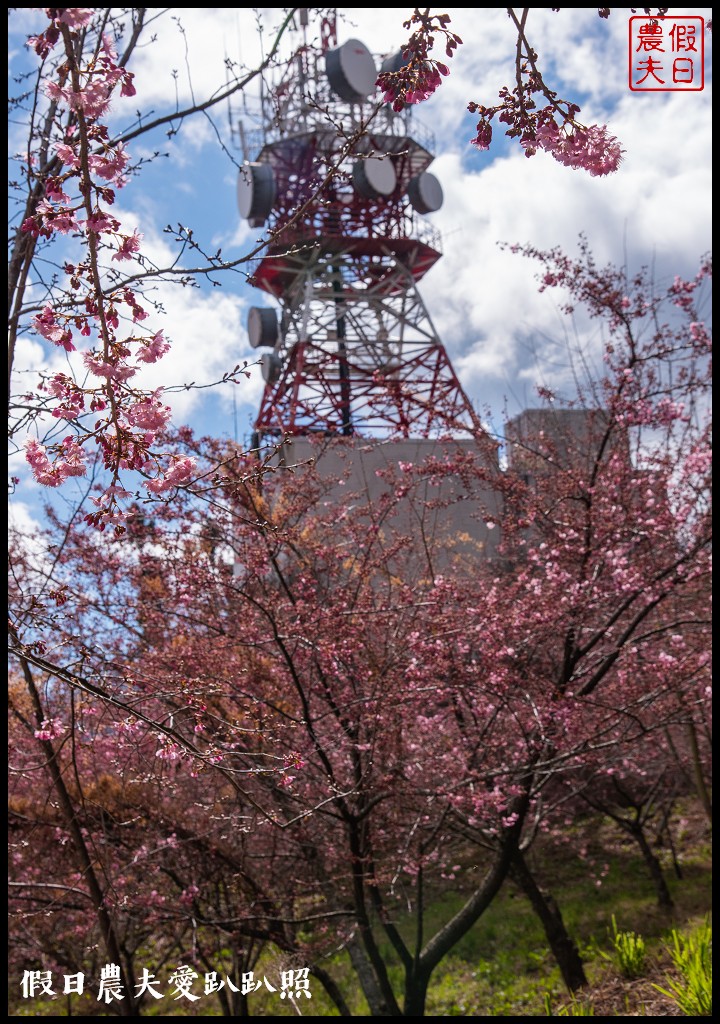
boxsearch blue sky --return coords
[8,8,713,529]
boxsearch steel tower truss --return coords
[235,14,480,444]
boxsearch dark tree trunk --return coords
[510,849,588,993]
[229,987,250,1016]
[19,655,140,1015]
[630,822,674,910]
[312,964,353,1016]
[402,964,432,1017]
[347,935,400,1015]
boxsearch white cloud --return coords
[8,7,712,514]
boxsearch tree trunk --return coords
[687,722,712,825]
[346,935,400,1015]
[629,822,674,910]
[312,964,353,1016]
[403,966,431,1017]
[19,655,140,1015]
[510,849,588,993]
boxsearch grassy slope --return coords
[10,799,711,1016]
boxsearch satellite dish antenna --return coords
[407,172,444,214]
[260,352,282,383]
[237,162,276,223]
[248,307,279,348]
[379,50,410,109]
[325,39,377,103]
[353,156,397,199]
[380,50,409,75]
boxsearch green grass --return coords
[653,916,712,1016]
[9,801,711,1016]
[250,810,710,1017]
[603,914,647,978]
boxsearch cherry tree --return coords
[8,7,711,1016]
[10,453,557,1013]
[9,235,711,1011]
[9,7,655,534]
[8,7,306,529]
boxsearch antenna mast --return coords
[233,10,482,446]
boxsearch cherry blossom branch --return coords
[113,8,298,148]
[376,9,461,111]
[379,8,627,176]
[9,8,308,533]
[8,626,302,827]
[467,8,624,175]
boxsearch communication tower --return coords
[234,10,482,447]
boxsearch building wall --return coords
[504,408,628,478]
[246,409,632,576]
[272,434,504,567]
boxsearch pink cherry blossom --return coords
[28,29,60,59]
[121,71,137,97]
[49,9,93,29]
[25,436,87,486]
[527,120,624,176]
[33,718,65,740]
[689,322,711,351]
[470,121,493,150]
[112,229,143,262]
[32,306,75,351]
[24,438,57,485]
[379,61,449,112]
[45,176,72,201]
[89,484,134,509]
[58,436,88,477]
[89,142,130,183]
[136,330,171,364]
[146,456,197,494]
[84,211,120,234]
[44,81,67,103]
[83,351,137,381]
[36,198,79,235]
[125,394,172,431]
[69,78,114,119]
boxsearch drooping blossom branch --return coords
[380,9,639,177]
[467,8,626,176]
[18,8,198,532]
[376,10,462,111]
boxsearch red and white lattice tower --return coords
[235,11,481,447]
